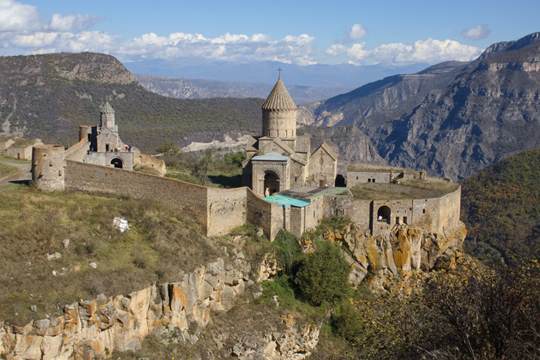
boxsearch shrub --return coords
[272,230,303,274]
[294,241,350,306]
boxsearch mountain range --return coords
[136,75,344,104]
[126,59,426,89]
[309,32,540,179]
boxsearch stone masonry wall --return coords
[207,187,247,237]
[64,161,209,233]
[246,189,283,240]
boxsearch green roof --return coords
[265,194,310,208]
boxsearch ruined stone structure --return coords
[243,78,338,197]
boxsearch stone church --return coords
[243,77,338,197]
[78,102,136,170]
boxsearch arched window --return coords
[111,158,123,169]
[377,206,391,224]
[264,171,280,195]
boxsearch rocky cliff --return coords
[313,221,467,290]
[311,32,540,179]
[0,252,253,359]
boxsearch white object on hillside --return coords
[113,217,129,233]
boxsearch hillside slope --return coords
[461,148,540,264]
[0,53,262,151]
[313,33,540,179]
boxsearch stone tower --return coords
[261,77,297,146]
[100,102,118,132]
[31,144,66,191]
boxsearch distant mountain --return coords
[461,147,540,265]
[136,75,345,104]
[0,53,262,152]
[311,32,540,179]
[125,59,426,89]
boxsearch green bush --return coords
[294,241,350,306]
[272,230,303,274]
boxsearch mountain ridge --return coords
[310,32,540,179]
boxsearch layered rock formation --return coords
[317,221,467,290]
[310,32,540,179]
[0,253,253,359]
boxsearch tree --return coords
[294,241,350,306]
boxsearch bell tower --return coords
[261,74,297,145]
[100,102,118,132]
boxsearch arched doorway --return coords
[111,158,123,168]
[264,171,280,196]
[335,174,346,187]
[377,206,391,224]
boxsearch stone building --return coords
[77,102,136,170]
[243,77,338,197]
[3,137,43,160]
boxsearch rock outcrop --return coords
[320,221,467,290]
[0,253,253,359]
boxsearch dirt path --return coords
[0,157,31,187]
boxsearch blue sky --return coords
[2,0,539,65]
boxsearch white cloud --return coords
[326,43,346,56]
[347,43,368,62]
[49,13,97,32]
[0,0,40,32]
[118,31,316,64]
[327,38,481,65]
[349,23,366,40]
[462,24,491,40]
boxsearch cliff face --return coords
[318,221,467,290]
[0,254,252,359]
[311,33,540,179]
[0,53,136,86]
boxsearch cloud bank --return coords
[0,0,483,66]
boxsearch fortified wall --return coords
[32,141,462,241]
[32,144,285,239]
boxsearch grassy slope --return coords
[0,185,220,324]
[0,160,18,179]
[461,148,540,264]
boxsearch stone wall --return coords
[347,171,392,185]
[307,148,336,187]
[64,140,90,162]
[84,151,134,170]
[246,189,283,240]
[207,187,247,237]
[64,161,209,232]
[347,169,424,186]
[134,152,166,177]
[0,255,252,359]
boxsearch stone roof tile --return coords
[261,79,297,111]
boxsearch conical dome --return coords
[261,79,297,111]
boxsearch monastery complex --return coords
[29,78,462,240]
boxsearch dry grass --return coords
[0,185,220,324]
[0,160,18,179]
[351,180,458,200]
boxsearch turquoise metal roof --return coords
[252,152,288,161]
[265,194,310,208]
